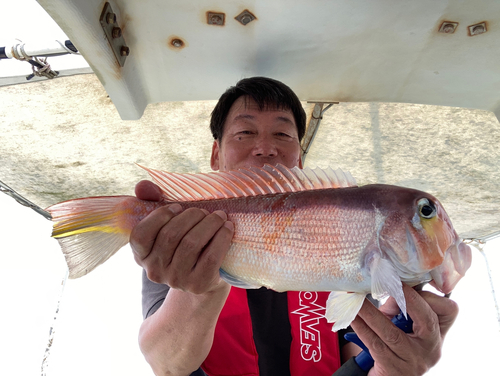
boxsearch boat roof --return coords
[1,0,498,240]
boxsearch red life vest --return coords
[202,287,341,376]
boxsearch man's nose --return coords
[252,136,278,157]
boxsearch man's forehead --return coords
[228,96,294,117]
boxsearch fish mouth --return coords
[429,240,472,294]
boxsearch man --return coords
[131,77,458,376]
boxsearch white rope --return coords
[467,239,500,333]
[10,41,30,61]
[31,57,59,79]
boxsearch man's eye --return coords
[235,131,253,140]
[276,132,291,137]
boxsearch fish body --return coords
[217,185,442,293]
[47,164,471,330]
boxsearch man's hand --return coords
[130,180,234,294]
[133,180,234,375]
[351,283,459,376]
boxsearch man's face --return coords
[211,96,303,172]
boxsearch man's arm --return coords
[351,283,459,376]
[131,181,234,376]
[139,284,230,375]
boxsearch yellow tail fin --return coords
[46,196,139,279]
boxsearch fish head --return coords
[378,187,471,293]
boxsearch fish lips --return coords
[429,241,472,294]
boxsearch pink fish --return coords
[46,164,471,331]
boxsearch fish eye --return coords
[417,198,436,219]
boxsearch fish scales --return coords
[176,187,379,292]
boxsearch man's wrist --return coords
[183,280,231,306]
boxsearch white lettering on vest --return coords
[291,291,326,362]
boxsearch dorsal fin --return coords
[139,164,357,202]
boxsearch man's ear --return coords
[298,154,303,169]
[210,140,220,171]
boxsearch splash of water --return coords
[41,270,69,376]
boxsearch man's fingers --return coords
[130,203,183,261]
[166,210,229,284]
[354,299,409,359]
[135,180,163,201]
[355,285,438,357]
[351,286,457,375]
[379,286,458,338]
[378,296,400,319]
[417,291,459,338]
[402,285,441,341]
[350,308,388,356]
[130,201,233,293]
[373,284,439,341]
[193,220,234,286]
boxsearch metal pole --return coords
[301,102,338,165]
[0,40,78,60]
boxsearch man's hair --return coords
[210,77,306,141]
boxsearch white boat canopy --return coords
[1,0,499,241]
[37,0,500,120]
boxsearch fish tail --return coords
[46,196,145,279]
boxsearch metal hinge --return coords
[99,2,129,67]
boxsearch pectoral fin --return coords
[219,268,261,289]
[370,255,407,317]
[326,291,366,332]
